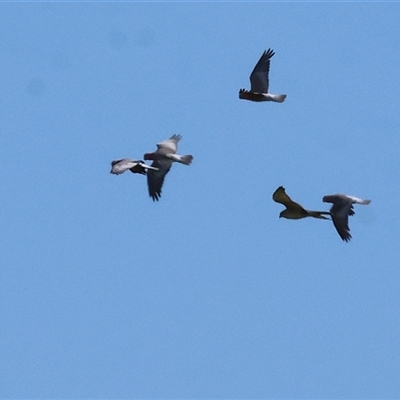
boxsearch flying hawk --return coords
[144,134,193,201]
[323,194,371,242]
[110,159,158,175]
[239,48,286,103]
[273,186,330,220]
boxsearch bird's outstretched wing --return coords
[272,186,303,211]
[110,159,148,175]
[323,194,370,242]
[156,134,182,154]
[250,49,275,93]
[110,159,157,175]
[146,159,173,201]
[329,202,353,242]
[110,159,133,175]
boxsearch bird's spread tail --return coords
[271,94,287,103]
[171,154,193,165]
[349,197,371,205]
[308,211,331,220]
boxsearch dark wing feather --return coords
[329,202,353,242]
[250,48,275,93]
[146,159,173,201]
[129,162,147,175]
[272,186,306,213]
[272,186,293,206]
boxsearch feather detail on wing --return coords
[272,186,305,212]
[250,48,275,93]
[146,159,173,201]
[272,186,294,206]
[156,134,182,154]
[330,206,352,242]
[110,159,155,175]
[323,194,370,242]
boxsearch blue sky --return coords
[1,2,400,398]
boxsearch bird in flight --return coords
[239,48,286,103]
[110,159,158,175]
[323,194,371,242]
[144,134,193,201]
[273,186,330,220]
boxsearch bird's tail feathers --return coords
[351,197,371,205]
[271,94,287,103]
[170,154,193,165]
[308,211,331,220]
[337,195,371,205]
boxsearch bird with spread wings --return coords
[323,194,371,242]
[110,159,158,175]
[144,134,193,201]
[239,48,287,103]
[273,186,330,220]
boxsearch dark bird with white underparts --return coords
[239,48,286,103]
[273,186,330,220]
[323,194,371,242]
[110,159,158,175]
[144,134,193,201]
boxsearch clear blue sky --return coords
[1,3,399,398]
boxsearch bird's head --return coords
[279,210,288,219]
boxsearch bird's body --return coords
[273,186,330,220]
[239,48,286,103]
[323,194,371,242]
[144,134,193,201]
[110,159,158,175]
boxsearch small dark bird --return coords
[323,194,371,242]
[239,48,286,103]
[273,186,330,220]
